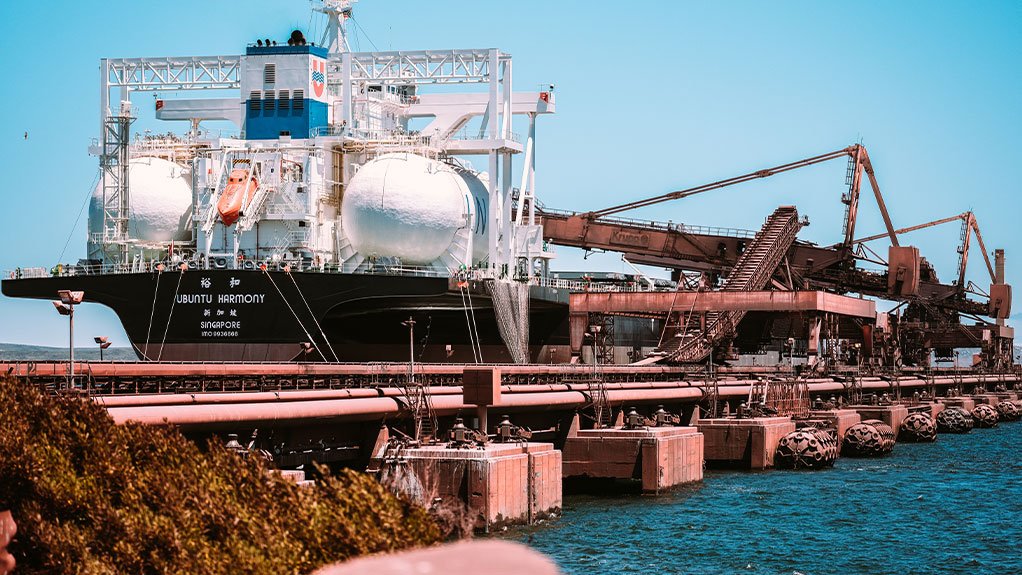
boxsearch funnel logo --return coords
[311,59,326,99]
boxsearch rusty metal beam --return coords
[843,145,865,247]
[584,146,857,219]
[540,212,749,267]
[958,213,974,289]
[852,212,968,245]
[569,290,876,319]
[541,212,842,274]
[858,146,900,247]
[100,375,1020,429]
[969,216,997,282]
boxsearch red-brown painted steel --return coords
[92,375,1021,428]
[568,290,877,318]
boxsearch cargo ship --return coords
[1,1,666,363]
[6,1,1012,368]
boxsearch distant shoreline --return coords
[0,343,137,361]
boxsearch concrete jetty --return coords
[696,417,796,469]
[562,418,703,493]
[4,361,1021,530]
[380,442,562,532]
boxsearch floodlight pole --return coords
[403,317,416,385]
[55,290,84,389]
[68,303,75,388]
[94,336,110,362]
[63,304,75,390]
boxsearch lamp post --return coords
[94,336,111,361]
[402,317,416,384]
[52,290,84,389]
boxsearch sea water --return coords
[511,423,1022,575]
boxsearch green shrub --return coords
[0,377,440,574]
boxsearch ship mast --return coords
[315,0,356,54]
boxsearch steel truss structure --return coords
[102,57,241,92]
[335,49,506,84]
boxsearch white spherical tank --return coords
[88,156,193,245]
[341,153,489,266]
[453,166,490,265]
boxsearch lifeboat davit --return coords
[217,169,258,226]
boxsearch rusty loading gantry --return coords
[539,144,1013,370]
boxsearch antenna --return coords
[314,0,357,54]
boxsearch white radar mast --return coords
[315,0,356,53]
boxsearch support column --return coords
[528,113,536,225]
[99,59,110,147]
[488,150,500,273]
[502,152,513,271]
[487,50,501,274]
[808,315,822,364]
[340,53,352,131]
[463,367,501,434]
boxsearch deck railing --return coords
[539,208,758,239]
[5,260,675,293]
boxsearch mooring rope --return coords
[144,266,164,361]
[285,269,340,362]
[459,285,480,363]
[465,285,484,362]
[262,267,325,362]
[156,267,185,362]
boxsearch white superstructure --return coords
[88,0,556,281]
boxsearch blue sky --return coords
[0,0,1019,346]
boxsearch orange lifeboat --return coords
[217,168,258,226]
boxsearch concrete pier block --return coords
[907,402,945,420]
[941,397,976,412]
[807,409,862,442]
[695,417,795,469]
[391,442,561,532]
[971,394,1001,407]
[562,426,703,493]
[850,405,908,434]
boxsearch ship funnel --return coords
[289,30,307,46]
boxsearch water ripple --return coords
[508,423,1022,575]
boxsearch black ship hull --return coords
[2,271,576,363]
